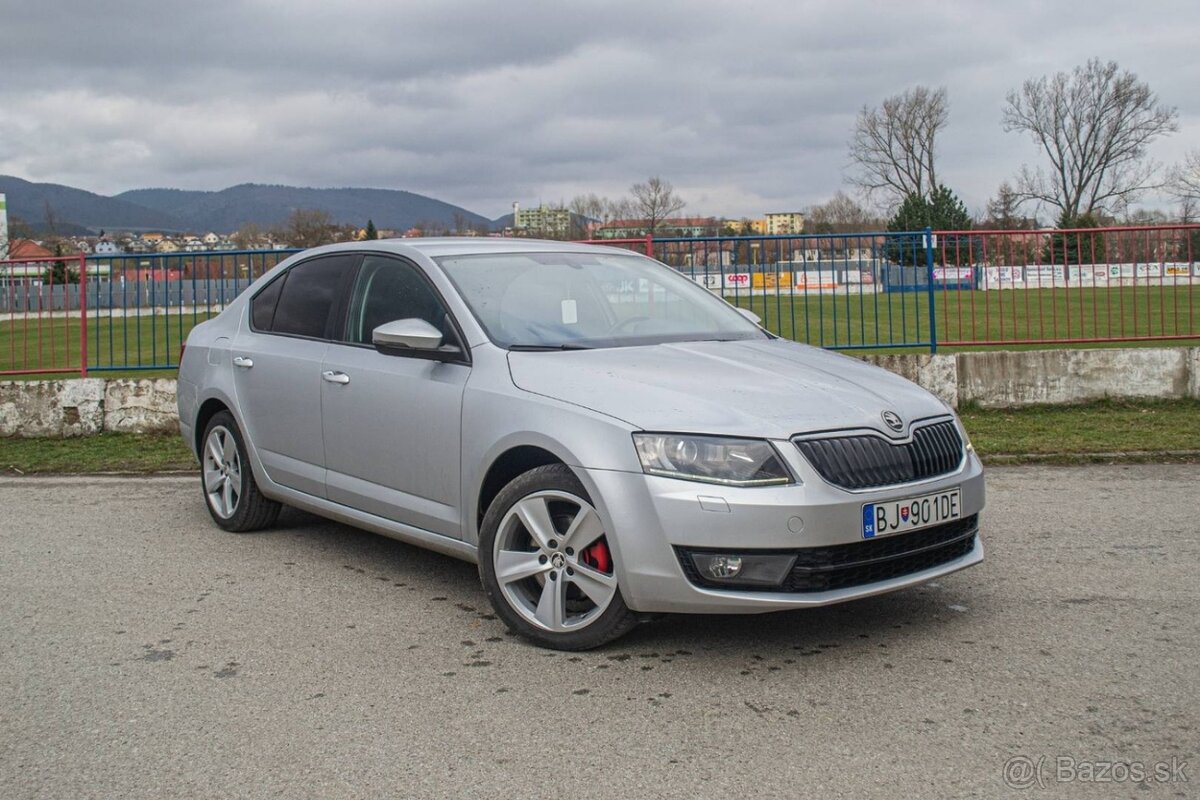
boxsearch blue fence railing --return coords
[645,230,941,351]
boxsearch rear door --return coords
[321,254,470,538]
[231,254,358,497]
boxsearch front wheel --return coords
[478,464,639,650]
[200,411,281,532]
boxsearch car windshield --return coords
[435,251,767,349]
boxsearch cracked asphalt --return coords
[0,465,1195,798]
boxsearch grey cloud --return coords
[0,0,1196,219]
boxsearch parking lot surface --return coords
[1,465,1195,798]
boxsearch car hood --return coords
[507,338,949,439]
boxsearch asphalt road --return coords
[0,465,1195,799]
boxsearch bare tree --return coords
[1002,58,1178,219]
[629,177,686,235]
[1167,149,1200,204]
[847,86,948,206]
[279,208,341,249]
[804,191,880,234]
[566,195,597,238]
[568,193,636,238]
[981,181,1037,229]
[231,222,264,250]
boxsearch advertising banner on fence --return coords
[1024,265,1065,285]
[693,272,751,290]
[695,270,876,292]
[934,267,973,282]
[793,271,839,290]
[842,269,873,284]
[751,272,791,289]
[981,262,1199,289]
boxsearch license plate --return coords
[862,487,961,539]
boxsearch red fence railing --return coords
[1,254,88,376]
[932,225,1199,346]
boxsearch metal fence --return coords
[1,249,298,376]
[594,225,1200,349]
[647,230,939,350]
[2,226,1198,377]
[0,254,89,376]
[930,225,1199,346]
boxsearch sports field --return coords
[2,285,1199,377]
[729,284,1200,350]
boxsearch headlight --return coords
[632,433,793,486]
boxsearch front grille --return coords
[677,515,978,594]
[794,420,964,490]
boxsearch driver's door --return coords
[320,254,470,538]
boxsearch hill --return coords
[116,184,491,233]
[0,175,492,234]
[0,175,184,234]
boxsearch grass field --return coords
[1,311,215,378]
[3,284,1200,378]
[728,284,1200,350]
[958,398,1200,459]
[3,398,1197,474]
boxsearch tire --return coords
[478,464,639,650]
[200,410,281,533]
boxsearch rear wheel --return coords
[200,411,281,532]
[478,464,638,650]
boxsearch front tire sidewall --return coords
[478,464,637,651]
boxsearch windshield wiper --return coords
[507,343,594,351]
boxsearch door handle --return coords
[322,370,350,385]
[233,356,253,368]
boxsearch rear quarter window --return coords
[253,255,356,338]
[250,275,285,331]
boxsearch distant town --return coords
[1,199,808,260]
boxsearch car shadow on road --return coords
[262,506,984,660]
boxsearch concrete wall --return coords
[1,378,179,437]
[953,348,1193,409]
[2,346,1199,437]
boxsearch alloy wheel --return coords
[203,425,243,519]
[492,490,616,633]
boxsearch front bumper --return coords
[578,444,985,614]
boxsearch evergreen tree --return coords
[884,185,973,266]
[1044,210,1107,265]
[364,219,379,240]
[42,241,80,285]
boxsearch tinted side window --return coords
[250,275,285,331]
[271,257,349,338]
[343,256,451,345]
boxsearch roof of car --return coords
[298,237,642,260]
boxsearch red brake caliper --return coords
[580,539,611,573]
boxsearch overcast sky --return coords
[1,0,1197,220]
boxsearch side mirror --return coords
[372,319,460,362]
[373,318,443,353]
[735,307,762,325]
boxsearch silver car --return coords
[178,238,984,649]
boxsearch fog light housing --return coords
[688,552,796,587]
